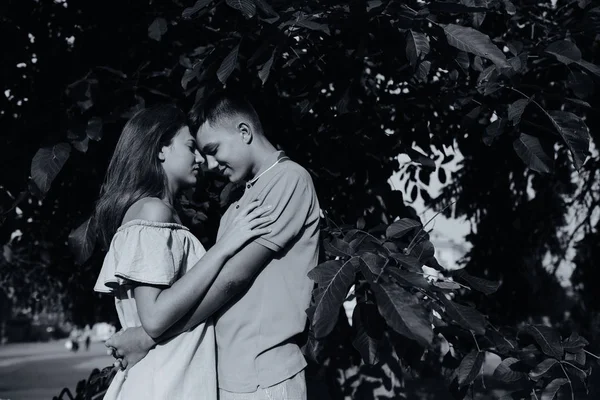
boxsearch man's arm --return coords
[158,241,274,341]
[105,240,274,370]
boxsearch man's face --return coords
[196,120,250,183]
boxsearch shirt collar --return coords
[246,151,287,188]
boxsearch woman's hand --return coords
[105,326,156,372]
[217,200,273,258]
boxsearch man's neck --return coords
[247,144,279,182]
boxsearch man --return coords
[106,92,321,400]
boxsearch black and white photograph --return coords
[1,0,600,399]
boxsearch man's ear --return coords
[238,122,253,144]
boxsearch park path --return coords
[0,340,113,400]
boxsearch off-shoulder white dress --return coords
[94,220,217,400]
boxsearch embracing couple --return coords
[93,92,320,399]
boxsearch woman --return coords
[94,104,271,399]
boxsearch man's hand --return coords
[105,326,156,372]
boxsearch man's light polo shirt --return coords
[214,151,321,392]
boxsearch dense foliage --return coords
[2,0,600,398]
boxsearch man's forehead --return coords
[195,123,220,150]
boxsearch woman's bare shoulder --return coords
[122,197,175,224]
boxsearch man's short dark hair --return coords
[189,91,263,134]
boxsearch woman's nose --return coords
[195,150,205,165]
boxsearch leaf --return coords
[472,55,484,71]
[411,185,418,201]
[226,0,256,18]
[493,358,526,382]
[348,233,381,253]
[357,217,366,230]
[489,330,517,354]
[182,0,214,18]
[68,217,96,265]
[3,245,13,263]
[148,17,168,41]
[390,252,423,272]
[545,40,581,65]
[255,0,279,18]
[359,252,387,282]
[546,110,590,170]
[388,268,430,289]
[248,41,272,67]
[411,239,434,261]
[453,269,500,295]
[281,14,331,35]
[217,43,240,84]
[520,325,564,359]
[441,297,486,334]
[507,41,523,56]
[336,87,351,114]
[483,118,505,146]
[30,143,71,197]
[434,281,461,290]
[477,65,497,86]
[323,237,353,257]
[455,51,470,72]
[464,106,481,125]
[438,167,447,184]
[529,358,558,381]
[508,99,529,125]
[296,99,311,115]
[386,218,420,239]
[540,378,568,400]
[443,24,508,68]
[258,50,276,85]
[406,30,430,67]
[457,350,485,387]
[367,0,384,12]
[86,117,103,141]
[563,332,589,353]
[296,19,330,36]
[352,302,384,365]
[96,66,127,79]
[71,137,89,153]
[513,134,553,174]
[502,0,516,14]
[576,59,600,77]
[473,12,486,28]
[565,350,586,366]
[566,98,591,108]
[507,56,523,75]
[181,65,199,91]
[429,2,488,13]
[567,71,595,99]
[307,259,357,338]
[416,60,431,82]
[371,282,433,346]
[565,363,588,382]
[410,151,436,169]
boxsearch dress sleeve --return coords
[94,223,185,294]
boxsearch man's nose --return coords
[206,156,219,171]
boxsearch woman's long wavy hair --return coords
[95,104,188,246]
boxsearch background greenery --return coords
[2,0,600,398]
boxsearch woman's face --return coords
[160,126,205,193]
